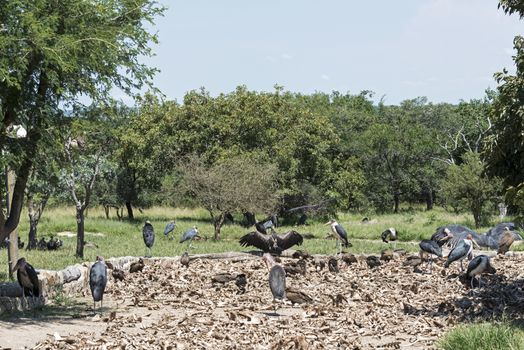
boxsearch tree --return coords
[441,152,502,228]
[0,0,164,243]
[62,117,113,258]
[485,2,524,216]
[174,154,279,240]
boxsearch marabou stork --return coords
[262,253,286,304]
[89,256,108,310]
[381,227,397,243]
[418,239,443,273]
[239,230,303,255]
[325,219,350,255]
[180,226,199,249]
[466,255,496,289]
[142,221,155,257]
[13,257,39,299]
[444,234,478,272]
[164,220,176,240]
[381,227,398,249]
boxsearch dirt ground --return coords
[2,250,524,350]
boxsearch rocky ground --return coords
[7,250,524,350]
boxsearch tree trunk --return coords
[214,212,226,240]
[425,190,434,211]
[27,222,38,250]
[125,201,134,220]
[393,193,400,213]
[104,205,110,219]
[76,206,85,259]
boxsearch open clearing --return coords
[2,250,524,349]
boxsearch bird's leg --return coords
[478,276,482,289]
[460,260,464,273]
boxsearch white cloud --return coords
[281,53,292,60]
[321,74,330,81]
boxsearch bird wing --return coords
[164,222,175,235]
[254,222,267,235]
[447,240,468,262]
[180,228,196,243]
[239,231,272,251]
[275,231,304,251]
[419,240,442,257]
[466,256,482,275]
[335,225,349,243]
[269,265,286,300]
[26,263,40,297]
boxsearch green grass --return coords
[438,322,524,350]
[0,205,514,280]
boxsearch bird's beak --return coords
[472,239,480,249]
[324,221,331,226]
[12,260,21,272]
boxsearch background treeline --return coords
[28,86,508,239]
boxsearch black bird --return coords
[419,239,442,273]
[180,252,190,268]
[444,234,477,272]
[466,255,496,288]
[112,268,125,281]
[13,257,39,299]
[37,237,47,250]
[89,256,108,310]
[254,215,278,235]
[130,258,145,273]
[235,273,247,294]
[325,219,350,255]
[164,220,176,240]
[366,255,382,269]
[239,230,303,255]
[381,227,398,244]
[142,220,155,257]
[430,228,454,247]
[328,257,339,273]
[263,253,286,302]
[47,236,63,250]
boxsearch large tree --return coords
[0,0,164,242]
[485,1,524,216]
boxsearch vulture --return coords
[239,230,303,255]
[497,227,516,255]
[180,252,190,268]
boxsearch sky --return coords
[136,0,523,105]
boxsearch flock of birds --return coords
[10,216,523,312]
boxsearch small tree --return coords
[175,154,279,240]
[441,152,502,228]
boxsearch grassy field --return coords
[0,205,516,280]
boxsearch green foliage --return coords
[441,152,502,227]
[438,322,524,350]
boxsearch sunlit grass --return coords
[438,322,524,350]
[0,205,514,280]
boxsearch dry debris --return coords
[33,252,524,349]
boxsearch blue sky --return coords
[137,0,522,105]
